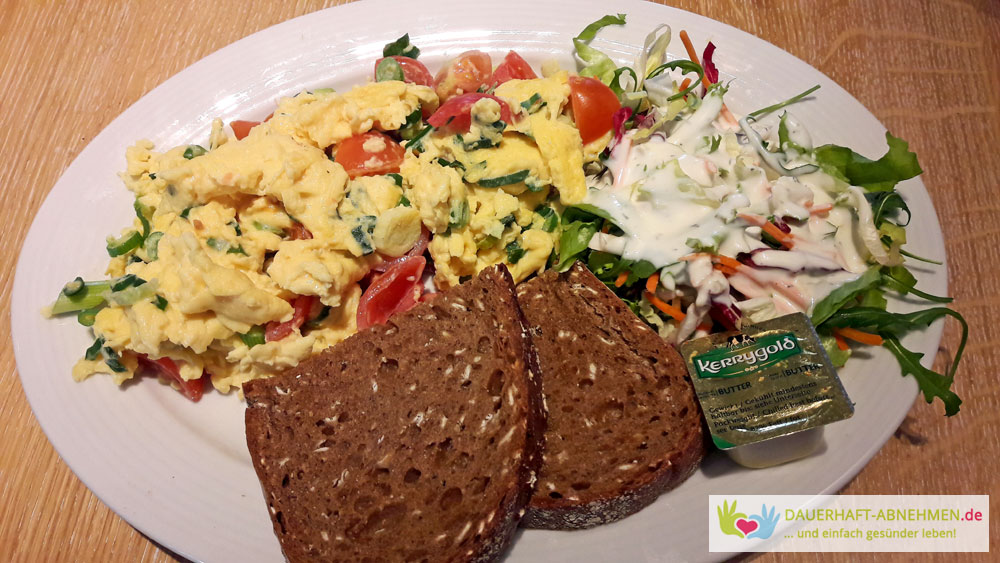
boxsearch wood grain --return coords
[1,0,996,561]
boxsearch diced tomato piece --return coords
[426,93,514,133]
[136,354,205,402]
[266,295,318,342]
[334,131,405,178]
[288,221,312,240]
[374,56,434,86]
[490,51,537,87]
[568,76,621,145]
[357,256,426,330]
[230,120,260,140]
[372,225,430,273]
[434,50,492,101]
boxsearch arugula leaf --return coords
[813,132,922,192]
[881,265,952,304]
[382,33,420,59]
[884,336,961,416]
[573,14,627,84]
[865,190,911,227]
[565,203,617,225]
[811,267,882,325]
[823,306,968,415]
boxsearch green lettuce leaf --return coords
[573,14,627,84]
[811,266,882,325]
[813,132,922,192]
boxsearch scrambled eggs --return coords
[60,65,608,397]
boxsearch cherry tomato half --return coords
[136,354,206,402]
[568,75,621,145]
[266,295,318,342]
[373,56,434,86]
[491,51,537,87]
[334,131,405,178]
[426,93,514,133]
[357,255,425,331]
[434,50,492,101]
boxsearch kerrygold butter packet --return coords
[678,312,853,450]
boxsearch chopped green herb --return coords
[478,169,530,188]
[50,280,111,315]
[505,240,526,264]
[183,145,207,160]
[387,173,404,187]
[228,220,243,236]
[448,201,470,230]
[227,245,249,256]
[398,109,423,140]
[77,307,101,327]
[351,216,377,255]
[144,231,163,261]
[375,56,405,82]
[535,206,559,232]
[110,275,145,292]
[85,337,105,361]
[382,33,420,59]
[63,277,85,296]
[103,347,128,373]
[148,173,156,180]
[436,157,465,170]
[477,235,499,249]
[134,200,152,239]
[397,194,411,207]
[252,221,286,237]
[106,230,143,257]
[404,124,433,150]
[748,85,821,120]
[153,295,168,310]
[240,325,266,348]
[520,93,547,114]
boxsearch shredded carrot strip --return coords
[680,252,743,271]
[833,333,850,351]
[645,292,686,321]
[738,212,766,226]
[760,222,795,249]
[679,77,692,93]
[809,203,834,215]
[714,264,738,276]
[645,272,660,293]
[679,30,701,67]
[601,223,610,233]
[834,327,884,347]
[614,270,629,287]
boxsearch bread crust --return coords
[517,263,706,529]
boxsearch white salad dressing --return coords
[583,90,873,339]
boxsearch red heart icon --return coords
[736,518,758,536]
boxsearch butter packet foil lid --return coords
[679,313,854,450]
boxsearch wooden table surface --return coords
[1,0,997,561]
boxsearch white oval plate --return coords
[11,1,946,561]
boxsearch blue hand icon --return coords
[747,504,779,540]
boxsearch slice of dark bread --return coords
[515,262,705,529]
[244,265,545,563]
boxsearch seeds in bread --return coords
[244,265,545,562]
[516,262,705,529]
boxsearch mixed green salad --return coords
[557,15,967,415]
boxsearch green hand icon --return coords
[717,500,748,538]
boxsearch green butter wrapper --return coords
[679,312,854,450]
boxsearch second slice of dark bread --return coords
[516,262,705,529]
[244,265,545,562]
